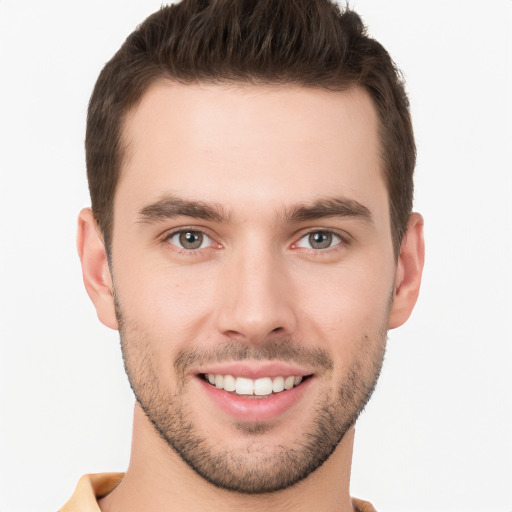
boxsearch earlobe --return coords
[77,208,119,330]
[388,213,425,329]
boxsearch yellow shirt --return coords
[60,473,376,512]
[59,473,123,511]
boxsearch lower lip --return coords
[198,377,312,423]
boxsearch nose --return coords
[215,244,297,344]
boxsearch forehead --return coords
[117,82,387,222]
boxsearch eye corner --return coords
[314,231,337,249]
[294,230,346,251]
[163,228,219,252]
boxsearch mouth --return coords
[194,363,315,422]
[201,373,310,398]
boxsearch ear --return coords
[388,212,425,329]
[77,208,119,330]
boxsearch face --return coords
[102,83,400,492]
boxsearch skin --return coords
[78,83,424,511]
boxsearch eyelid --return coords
[292,228,350,250]
[161,226,222,251]
[168,230,211,249]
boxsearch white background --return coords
[0,1,510,511]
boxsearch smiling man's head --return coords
[77,0,424,508]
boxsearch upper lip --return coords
[194,362,314,380]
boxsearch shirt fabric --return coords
[60,473,377,512]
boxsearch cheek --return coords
[293,261,392,373]
[113,256,219,343]
[297,262,394,325]
[115,267,212,395]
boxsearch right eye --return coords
[166,230,212,250]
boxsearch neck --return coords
[99,404,355,512]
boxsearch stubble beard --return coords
[116,301,387,494]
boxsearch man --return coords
[62,0,424,510]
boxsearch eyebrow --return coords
[284,197,373,224]
[137,195,229,224]
[137,194,372,226]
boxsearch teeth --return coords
[204,373,305,396]
[235,377,254,395]
[254,377,273,396]
[272,376,285,393]
[223,374,236,392]
[284,376,295,390]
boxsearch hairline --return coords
[104,77,399,257]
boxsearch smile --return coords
[203,373,306,397]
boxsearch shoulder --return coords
[352,497,377,512]
[59,473,124,512]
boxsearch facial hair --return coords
[116,299,387,494]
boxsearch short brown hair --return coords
[86,0,415,255]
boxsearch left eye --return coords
[296,231,342,250]
[167,230,212,250]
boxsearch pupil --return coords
[309,232,332,249]
[180,231,203,249]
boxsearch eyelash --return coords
[161,228,350,255]
[293,230,348,252]
[162,228,221,255]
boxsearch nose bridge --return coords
[216,238,296,342]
